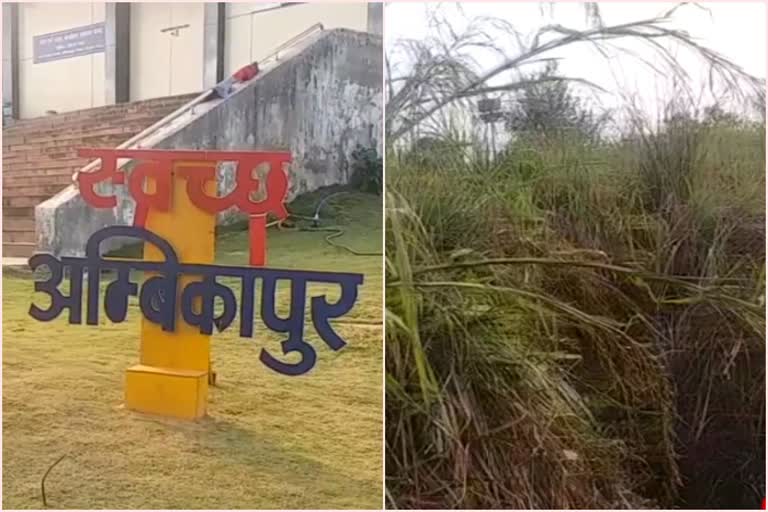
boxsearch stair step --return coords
[4,111,191,139]
[3,195,49,208]
[2,94,196,133]
[4,160,81,169]
[3,184,66,198]
[4,207,34,218]
[3,163,88,181]
[3,242,35,258]
[4,161,85,174]
[6,154,86,164]
[4,219,35,231]
[3,230,35,244]
[1,173,74,186]
[17,127,135,147]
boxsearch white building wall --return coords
[129,2,204,101]
[10,2,369,117]
[224,3,368,74]
[17,2,105,118]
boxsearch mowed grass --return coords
[2,190,383,509]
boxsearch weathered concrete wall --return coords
[36,29,382,257]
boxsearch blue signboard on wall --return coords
[33,23,105,64]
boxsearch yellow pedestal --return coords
[125,365,208,420]
[124,160,217,419]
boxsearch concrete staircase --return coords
[2,94,198,257]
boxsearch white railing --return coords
[261,22,324,64]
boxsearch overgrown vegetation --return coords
[386,101,765,509]
[385,4,765,509]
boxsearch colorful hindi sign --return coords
[29,149,364,420]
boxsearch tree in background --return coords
[504,62,611,143]
[386,4,762,144]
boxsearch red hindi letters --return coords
[75,148,291,227]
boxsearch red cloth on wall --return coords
[233,62,259,82]
[211,62,260,99]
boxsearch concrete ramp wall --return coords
[36,28,382,257]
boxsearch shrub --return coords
[350,145,382,195]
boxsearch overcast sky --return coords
[386,2,766,125]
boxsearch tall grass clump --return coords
[385,103,765,509]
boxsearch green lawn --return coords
[3,190,383,509]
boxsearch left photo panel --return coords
[2,2,384,509]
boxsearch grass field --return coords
[3,190,383,509]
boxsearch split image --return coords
[1,1,766,511]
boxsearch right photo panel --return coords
[385,2,766,510]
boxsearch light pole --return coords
[477,97,504,162]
